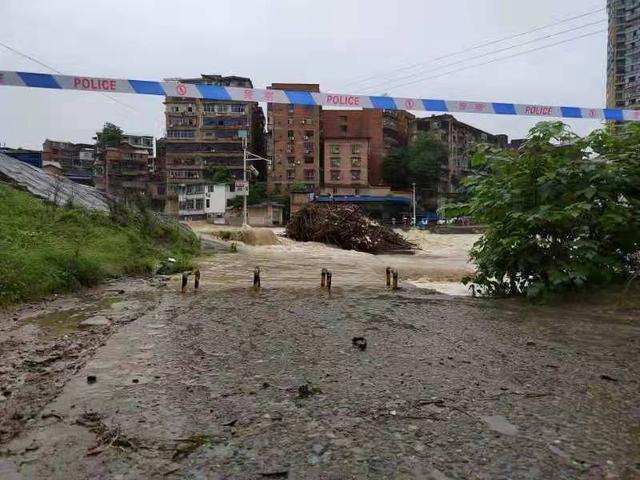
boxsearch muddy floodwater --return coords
[0,228,638,479]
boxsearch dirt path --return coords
[0,237,639,479]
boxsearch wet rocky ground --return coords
[0,239,639,479]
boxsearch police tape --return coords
[0,69,636,122]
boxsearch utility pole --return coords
[242,136,248,227]
[412,182,416,228]
[239,131,271,228]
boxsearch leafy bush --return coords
[449,122,640,299]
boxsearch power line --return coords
[0,39,141,114]
[341,7,605,91]
[361,18,606,94]
[380,28,606,93]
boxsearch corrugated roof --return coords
[0,152,110,211]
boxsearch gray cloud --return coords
[0,0,606,149]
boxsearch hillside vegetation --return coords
[0,183,199,305]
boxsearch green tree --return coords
[406,132,448,196]
[382,133,448,200]
[96,122,124,150]
[382,148,410,189]
[204,166,232,184]
[449,121,640,299]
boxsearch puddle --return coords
[26,296,120,335]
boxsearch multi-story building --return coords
[122,134,154,155]
[94,144,150,200]
[267,83,321,195]
[321,109,414,189]
[42,140,95,185]
[607,0,640,109]
[323,138,369,194]
[163,74,265,218]
[416,114,507,199]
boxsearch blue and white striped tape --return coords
[0,70,636,122]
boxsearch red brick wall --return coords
[321,109,385,186]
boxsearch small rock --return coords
[482,415,518,436]
[526,340,536,346]
[352,337,367,351]
[79,316,111,328]
[132,378,139,384]
[87,375,97,384]
[600,374,618,382]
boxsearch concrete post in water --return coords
[253,266,261,289]
[392,269,399,291]
[385,266,392,287]
[181,272,188,293]
[471,284,476,298]
[326,271,332,292]
[321,268,328,287]
[194,269,201,290]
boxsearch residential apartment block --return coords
[607,0,640,108]
[323,138,369,193]
[163,74,265,218]
[267,83,321,195]
[42,140,95,185]
[321,109,414,190]
[94,144,150,200]
[416,114,507,197]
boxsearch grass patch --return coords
[0,183,200,305]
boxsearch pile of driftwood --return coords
[286,203,414,254]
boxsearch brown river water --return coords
[0,227,638,479]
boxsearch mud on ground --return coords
[0,237,639,479]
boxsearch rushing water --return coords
[191,223,479,295]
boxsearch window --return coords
[339,115,347,124]
[288,104,294,114]
[350,170,361,182]
[304,130,314,139]
[330,157,341,167]
[286,169,295,180]
[304,156,314,164]
[167,130,195,138]
[287,118,293,125]
[330,144,340,154]
[340,125,347,133]
[286,144,294,154]
[287,156,296,165]
[303,118,313,125]
[304,169,315,181]
[351,144,361,155]
[351,157,362,168]
[187,106,193,112]
[195,198,204,210]
[330,170,341,181]
[287,130,294,141]
[206,199,210,209]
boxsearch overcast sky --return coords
[0,0,607,150]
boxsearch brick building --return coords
[416,114,508,199]
[42,140,95,185]
[267,83,321,194]
[323,138,369,193]
[94,144,150,200]
[321,109,414,189]
[162,74,265,218]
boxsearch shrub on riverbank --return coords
[0,183,200,305]
[447,122,640,299]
